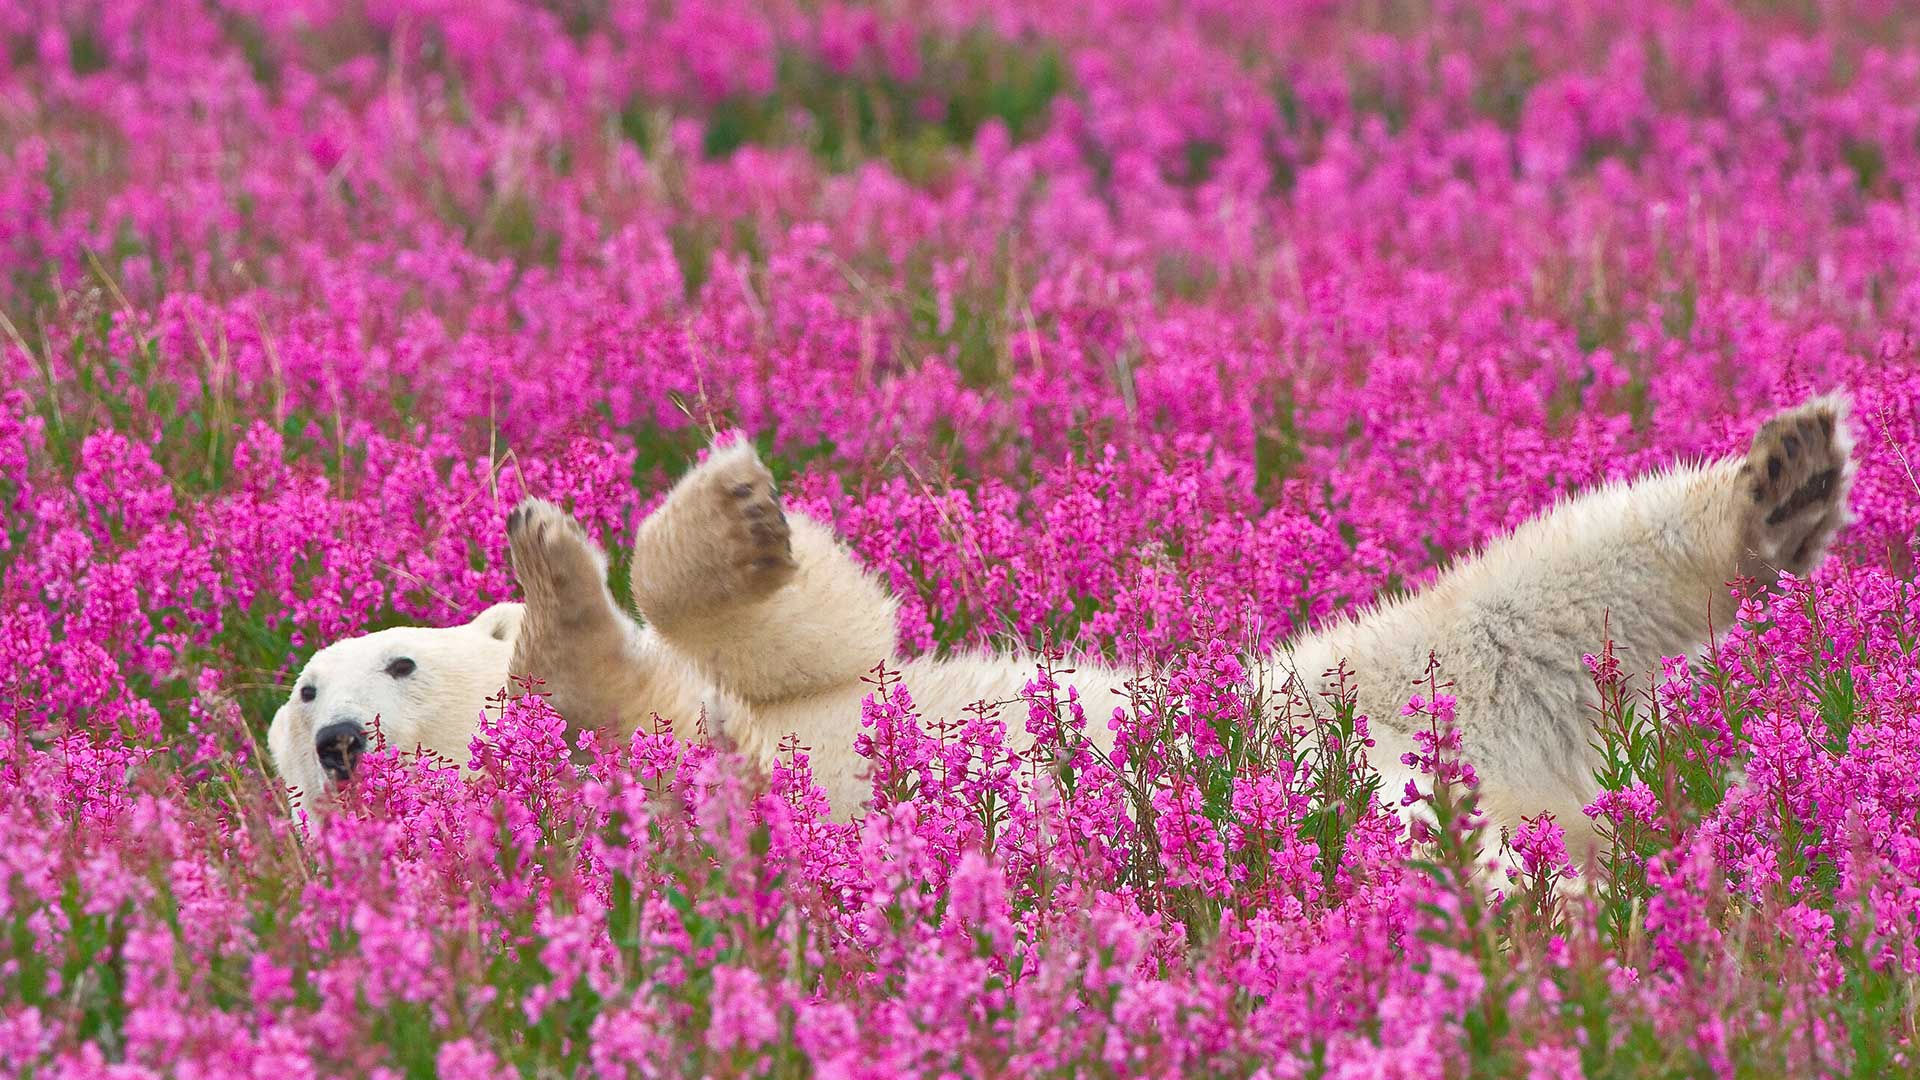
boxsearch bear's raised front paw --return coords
[713,454,799,591]
[633,444,799,617]
[507,497,612,623]
[1738,394,1855,575]
[684,445,798,598]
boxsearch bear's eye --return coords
[385,658,417,679]
[299,685,316,703]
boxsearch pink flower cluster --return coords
[3,0,1919,1073]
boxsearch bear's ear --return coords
[469,602,526,644]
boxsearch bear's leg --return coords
[1301,394,1857,879]
[1735,393,1856,584]
[630,443,899,704]
[506,498,718,759]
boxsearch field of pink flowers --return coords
[4,0,1920,1075]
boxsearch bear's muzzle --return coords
[315,721,367,784]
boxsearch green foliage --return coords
[1842,138,1886,193]
[1254,389,1306,501]
[1297,663,1383,895]
[695,30,1067,180]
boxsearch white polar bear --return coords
[268,396,1855,864]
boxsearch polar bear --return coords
[268,396,1855,864]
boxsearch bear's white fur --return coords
[268,396,1856,867]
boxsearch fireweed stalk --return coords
[3,0,1920,1074]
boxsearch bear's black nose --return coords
[315,721,367,784]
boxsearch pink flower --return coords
[434,1039,511,1080]
[707,965,781,1055]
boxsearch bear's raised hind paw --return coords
[1738,394,1856,577]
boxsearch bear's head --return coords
[267,602,524,812]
